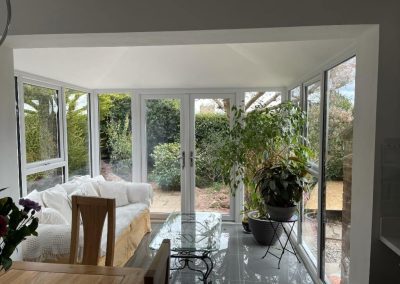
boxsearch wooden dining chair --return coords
[144,239,171,284]
[69,195,116,266]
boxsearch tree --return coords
[23,84,59,163]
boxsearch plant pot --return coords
[248,211,283,245]
[267,205,297,221]
[242,220,251,233]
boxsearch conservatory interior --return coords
[2,24,380,284]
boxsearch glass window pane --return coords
[23,83,60,163]
[98,94,132,181]
[244,91,281,112]
[65,89,91,178]
[27,167,64,193]
[324,57,356,284]
[290,86,301,106]
[194,98,231,214]
[145,98,181,214]
[302,82,321,265]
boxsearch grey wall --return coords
[0,46,19,201]
[3,0,400,282]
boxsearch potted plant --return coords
[244,187,283,245]
[254,156,316,221]
[216,101,315,224]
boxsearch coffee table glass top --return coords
[149,212,222,252]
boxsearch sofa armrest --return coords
[125,183,153,206]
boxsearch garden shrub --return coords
[105,115,132,178]
[150,142,181,190]
[146,99,180,169]
[66,92,90,176]
[195,113,229,148]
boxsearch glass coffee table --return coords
[149,212,222,283]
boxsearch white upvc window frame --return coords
[16,72,92,195]
[63,86,93,181]
[286,49,357,284]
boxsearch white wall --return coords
[350,26,379,284]
[0,46,19,201]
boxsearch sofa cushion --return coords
[69,182,99,199]
[38,208,69,225]
[42,185,72,224]
[126,182,153,206]
[72,175,105,196]
[25,189,44,207]
[98,181,129,207]
[59,180,81,195]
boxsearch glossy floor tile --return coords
[127,223,314,284]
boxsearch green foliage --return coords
[105,115,132,178]
[146,99,180,168]
[195,113,229,146]
[195,113,229,187]
[23,84,59,163]
[307,92,353,180]
[241,184,268,219]
[106,116,132,162]
[99,93,132,161]
[217,102,315,204]
[150,143,181,190]
[254,157,316,207]
[65,91,90,177]
[146,102,230,190]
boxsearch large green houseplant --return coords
[217,101,315,222]
[254,155,315,221]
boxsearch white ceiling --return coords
[13,39,354,89]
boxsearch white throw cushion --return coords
[41,185,72,224]
[78,182,99,197]
[25,189,44,207]
[38,208,69,225]
[98,181,129,207]
[126,182,153,206]
[59,180,81,195]
[68,182,99,206]
[72,175,106,196]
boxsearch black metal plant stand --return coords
[262,215,301,269]
[170,250,214,284]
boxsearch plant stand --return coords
[262,215,301,269]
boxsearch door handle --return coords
[181,151,185,169]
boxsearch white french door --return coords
[141,93,235,221]
[187,94,235,220]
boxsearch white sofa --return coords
[22,175,153,266]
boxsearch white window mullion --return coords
[132,92,141,182]
[90,91,100,177]
[60,86,68,182]
[17,77,28,196]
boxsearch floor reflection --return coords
[127,223,313,284]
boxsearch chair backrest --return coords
[69,195,116,266]
[144,239,171,284]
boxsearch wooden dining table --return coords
[0,261,144,284]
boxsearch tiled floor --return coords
[126,223,314,284]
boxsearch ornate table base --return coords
[170,251,214,284]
